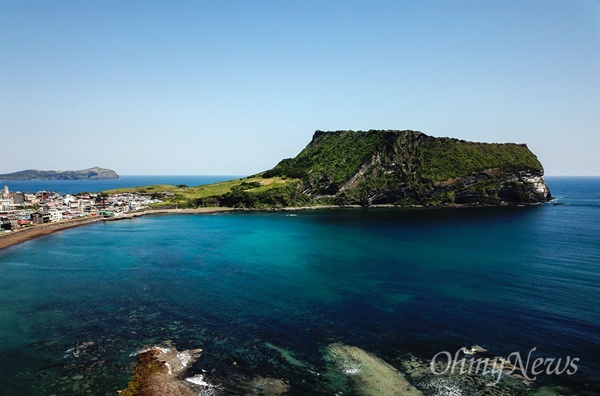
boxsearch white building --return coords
[0,198,12,211]
[48,210,63,222]
[77,199,93,213]
[63,195,77,205]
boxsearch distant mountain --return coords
[0,167,119,180]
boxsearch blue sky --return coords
[1,1,598,176]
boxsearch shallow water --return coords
[0,177,598,395]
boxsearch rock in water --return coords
[119,345,203,396]
[325,343,423,395]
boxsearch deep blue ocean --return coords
[0,176,598,395]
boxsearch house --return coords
[13,192,25,205]
[0,198,12,211]
[0,215,18,230]
[31,212,51,224]
[77,199,93,213]
[1,217,11,230]
[48,210,63,222]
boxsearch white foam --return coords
[155,346,170,354]
[63,347,75,358]
[186,374,215,387]
[343,367,361,375]
[177,352,191,367]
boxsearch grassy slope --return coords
[103,130,546,208]
[104,176,300,207]
[264,130,383,185]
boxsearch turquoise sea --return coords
[0,176,599,395]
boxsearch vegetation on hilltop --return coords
[417,138,543,182]
[263,130,382,186]
[262,130,548,206]
[105,130,550,208]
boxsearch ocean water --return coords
[0,175,242,194]
[0,176,598,395]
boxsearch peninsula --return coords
[107,130,552,208]
[0,166,118,180]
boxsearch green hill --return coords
[107,130,551,208]
[262,130,550,206]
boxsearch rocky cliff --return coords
[0,166,119,180]
[263,130,551,206]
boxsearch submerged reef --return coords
[73,338,589,395]
[119,345,204,396]
[325,343,423,395]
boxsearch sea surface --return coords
[0,175,243,194]
[0,176,599,395]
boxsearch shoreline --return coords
[0,202,548,251]
[104,206,237,220]
[0,216,104,251]
[0,207,236,251]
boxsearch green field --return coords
[103,175,302,208]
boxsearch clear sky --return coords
[1,1,598,176]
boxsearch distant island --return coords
[106,130,551,208]
[0,166,119,180]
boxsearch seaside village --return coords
[0,185,162,232]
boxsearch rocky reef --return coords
[325,343,423,395]
[119,343,295,396]
[119,345,205,396]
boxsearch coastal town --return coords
[0,185,162,232]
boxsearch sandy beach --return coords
[0,216,104,251]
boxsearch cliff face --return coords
[0,166,119,180]
[264,130,551,206]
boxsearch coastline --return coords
[0,207,235,251]
[104,207,237,221]
[0,202,545,252]
[0,216,103,251]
